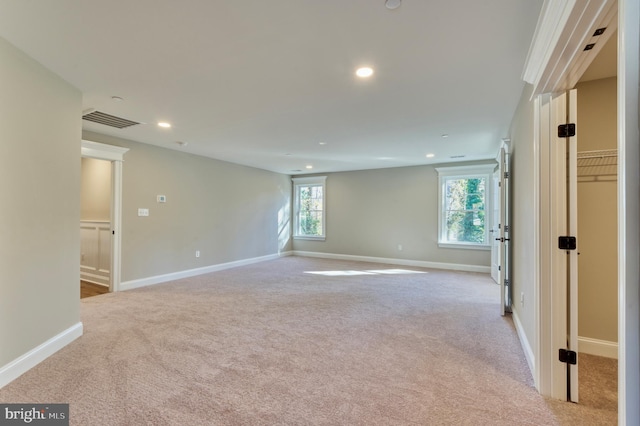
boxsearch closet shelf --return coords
[577,149,617,179]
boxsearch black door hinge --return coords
[504,171,510,179]
[558,236,577,250]
[559,349,577,365]
[558,123,576,138]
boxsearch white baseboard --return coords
[80,277,109,287]
[512,309,535,379]
[578,336,618,359]
[120,251,293,291]
[292,251,491,273]
[0,322,83,389]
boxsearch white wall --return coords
[618,0,640,421]
[0,36,82,369]
[81,157,111,222]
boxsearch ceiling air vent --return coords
[82,110,140,129]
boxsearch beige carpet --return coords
[0,257,616,425]
[546,353,617,425]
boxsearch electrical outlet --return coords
[195,250,200,258]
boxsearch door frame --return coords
[525,0,640,422]
[494,141,511,316]
[490,168,500,284]
[617,0,640,422]
[81,140,129,292]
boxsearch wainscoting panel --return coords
[80,221,111,286]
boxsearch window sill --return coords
[293,235,326,241]
[438,242,491,251]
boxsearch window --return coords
[435,165,495,249]
[292,176,327,240]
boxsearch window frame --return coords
[435,164,495,250]
[292,176,327,241]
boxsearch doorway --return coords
[80,157,112,297]
[80,140,129,294]
[536,27,618,409]
[574,33,618,411]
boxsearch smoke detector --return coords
[385,0,401,10]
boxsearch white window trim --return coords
[292,176,327,241]
[435,164,496,250]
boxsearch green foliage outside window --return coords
[444,177,486,244]
[298,185,323,236]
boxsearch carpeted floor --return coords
[546,352,617,425]
[0,257,617,425]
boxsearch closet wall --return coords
[575,76,618,356]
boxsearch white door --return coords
[547,89,579,402]
[566,89,579,403]
[499,146,511,316]
[491,170,500,284]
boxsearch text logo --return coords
[0,404,68,426]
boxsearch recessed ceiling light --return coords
[158,122,172,128]
[385,0,402,10]
[319,142,327,145]
[426,153,435,158]
[306,165,313,169]
[356,67,374,78]
[441,134,449,138]
[175,141,188,147]
[111,96,124,102]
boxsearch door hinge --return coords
[559,349,577,365]
[498,265,501,271]
[504,278,510,287]
[558,236,577,250]
[503,171,510,179]
[504,225,510,233]
[558,123,576,138]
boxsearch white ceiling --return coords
[0,0,543,174]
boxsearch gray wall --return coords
[83,131,292,283]
[575,77,618,343]
[0,37,82,367]
[507,83,537,353]
[81,157,111,221]
[293,164,492,268]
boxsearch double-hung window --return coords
[292,176,326,240]
[435,165,495,249]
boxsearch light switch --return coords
[138,208,149,217]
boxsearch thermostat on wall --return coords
[157,195,167,203]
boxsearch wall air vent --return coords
[82,110,140,129]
